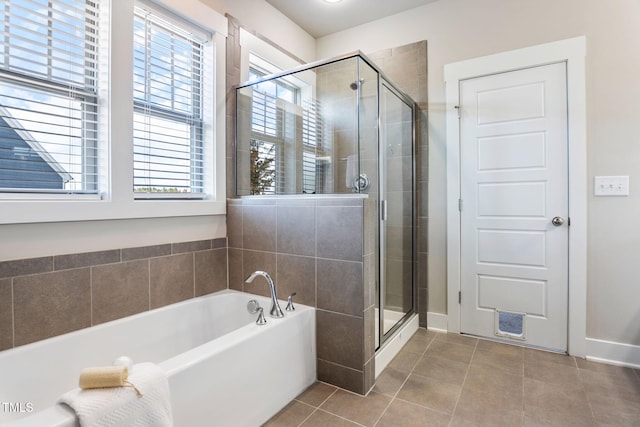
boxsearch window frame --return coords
[132,5,207,197]
[0,0,100,195]
[0,0,227,225]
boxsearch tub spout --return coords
[245,271,285,318]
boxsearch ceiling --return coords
[265,0,439,38]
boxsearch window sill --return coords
[0,192,103,201]
[0,197,226,225]
[134,193,207,200]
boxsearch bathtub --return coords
[0,289,316,426]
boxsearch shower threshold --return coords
[374,311,419,378]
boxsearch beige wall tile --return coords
[92,260,149,325]
[54,250,120,271]
[149,254,194,309]
[195,248,227,296]
[276,254,315,307]
[13,268,91,346]
[317,259,363,316]
[0,278,13,350]
[316,309,363,370]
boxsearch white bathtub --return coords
[0,289,316,426]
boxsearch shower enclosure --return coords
[235,52,416,354]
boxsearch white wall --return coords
[199,0,316,63]
[317,0,640,347]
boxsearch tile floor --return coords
[264,330,640,426]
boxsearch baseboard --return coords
[585,337,640,369]
[426,312,448,333]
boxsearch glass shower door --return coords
[380,82,414,339]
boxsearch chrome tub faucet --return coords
[245,271,285,318]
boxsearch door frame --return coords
[444,37,587,357]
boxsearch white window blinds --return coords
[133,5,207,196]
[0,0,100,193]
[247,67,301,195]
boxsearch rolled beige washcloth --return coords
[79,366,128,390]
[79,366,143,396]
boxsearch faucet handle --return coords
[255,307,267,325]
[286,292,297,311]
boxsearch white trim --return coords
[444,36,587,357]
[586,338,640,369]
[374,314,419,378]
[426,312,448,333]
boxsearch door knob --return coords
[552,216,565,226]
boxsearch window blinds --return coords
[0,0,100,193]
[133,5,206,195]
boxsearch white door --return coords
[459,62,569,351]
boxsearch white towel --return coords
[59,363,173,427]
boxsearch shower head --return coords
[350,78,364,90]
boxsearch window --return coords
[0,0,100,193]
[133,5,208,196]
[301,99,323,194]
[247,66,299,195]
[0,0,226,224]
[247,63,326,195]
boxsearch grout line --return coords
[371,332,439,426]
[317,387,338,407]
[372,395,394,426]
[273,400,317,427]
[575,357,598,423]
[390,395,453,417]
[293,385,339,425]
[520,350,526,420]
[446,338,478,427]
[313,408,367,427]
[390,333,435,398]
[296,407,317,427]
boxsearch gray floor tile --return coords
[425,340,476,364]
[464,361,524,397]
[396,374,461,414]
[320,390,391,427]
[524,377,594,426]
[295,382,338,407]
[269,330,640,427]
[300,409,361,427]
[371,366,410,396]
[376,399,450,427]
[412,354,470,386]
[263,401,315,427]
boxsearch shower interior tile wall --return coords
[0,239,228,351]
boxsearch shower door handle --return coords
[381,200,388,221]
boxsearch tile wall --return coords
[227,197,375,394]
[0,239,227,351]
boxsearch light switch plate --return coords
[594,176,629,196]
